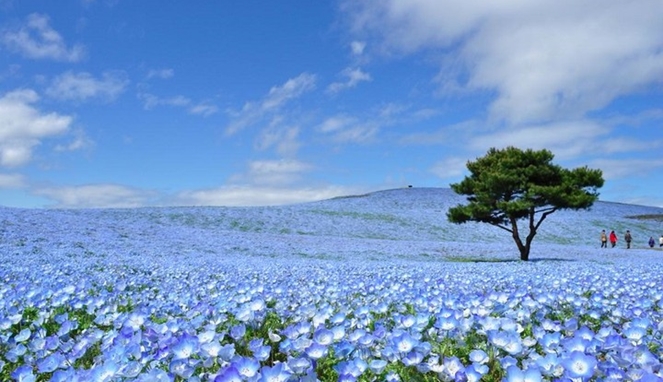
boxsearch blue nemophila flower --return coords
[335,359,367,379]
[469,349,489,364]
[506,365,542,382]
[36,351,65,373]
[232,356,260,378]
[391,331,418,353]
[119,361,143,378]
[11,364,35,382]
[90,360,120,382]
[465,363,488,381]
[562,351,597,379]
[259,362,292,382]
[368,359,388,374]
[124,312,145,331]
[443,356,465,380]
[623,326,647,344]
[215,366,243,382]
[200,339,222,358]
[219,343,236,361]
[313,327,334,345]
[288,356,312,374]
[136,368,172,382]
[305,342,328,359]
[171,333,198,359]
[230,324,246,340]
[170,358,196,379]
[15,328,31,342]
[402,349,424,366]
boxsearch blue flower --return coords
[234,356,260,378]
[313,328,334,345]
[562,351,597,379]
[171,333,198,359]
[505,365,542,382]
[11,365,35,382]
[15,328,31,343]
[259,363,292,382]
[89,360,119,382]
[214,366,243,382]
[37,351,65,373]
[368,359,387,374]
[469,349,489,364]
[305,342,328,360]
[391,331,418,353]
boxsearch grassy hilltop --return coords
[2,187,662,263]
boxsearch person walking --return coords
[609,230,618,248]
[649,236,655,248]
[660,235,663,248]
[624,230,632,249]
[600,230,608,248]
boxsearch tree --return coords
[447,146,604,261]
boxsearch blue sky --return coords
[1,0,662,208]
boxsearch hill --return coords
[1,187,662,263]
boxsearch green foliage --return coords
[74,341,102,369]
[448,146,604,260]
[315,349,340,381]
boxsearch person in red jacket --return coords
[609,230,618,248]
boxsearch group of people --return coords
[601,229,663,249]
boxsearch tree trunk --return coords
[519,245,530,261]
[510,217,530,261]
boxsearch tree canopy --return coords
[447,146,604,261]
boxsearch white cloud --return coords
[589,158,663,180]
[0,173,26,189]
[46,71,129,102]
[33,184,157,208]
[138,92,217,116]
[351,41,366,55]
[188,103,219,117]
[343,0,663,124]
[256,120,301,157]
[55,129,94,152]
[237,159,312,186]
[174,184,358,207]
[430,156,468,179]
[147,68,174,79]
[0,89,72,167]
[139,93,190,109]
[327,67,372,94]
[316,115,378,144]
[466,121,659,161]
[468,122,608,158]
[262,73,317,110]
[317,115,356,133]
[1,13,85,62]
[226,73,317,135]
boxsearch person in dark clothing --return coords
[649,237,655,248]
[624,230,632,249]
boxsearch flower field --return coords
[2,188,663,381]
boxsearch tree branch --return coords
[490,222,513,233]
[534,208,557,231]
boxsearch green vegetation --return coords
[627,214,663,222]
[448,146,604,261]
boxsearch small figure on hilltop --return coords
[609,230,618,248]
[649,236,655,248]
[600,230,608,248]
[660,235,663,248]
[624,230,632,249]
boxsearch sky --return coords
[0,0,662,209]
